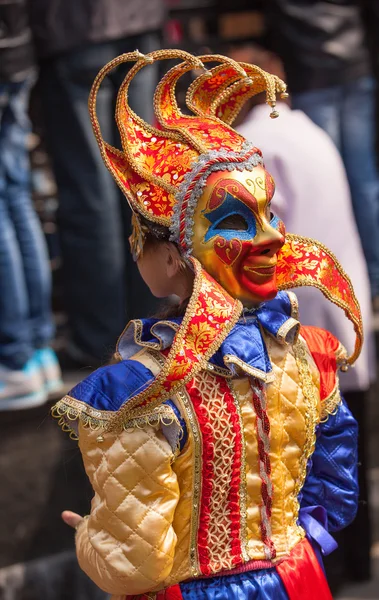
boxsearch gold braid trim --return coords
[223,354,275,383]
[276,317,300,344]
[320,384,342,423]
[51,395,182,442]
[287,291,299,319]
[176,388,202,578]
[292,338,320,534]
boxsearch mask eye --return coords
[216,214,249,231]
[266,202,275,222]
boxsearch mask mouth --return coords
[243,254,277,269]
[244,265,276,277]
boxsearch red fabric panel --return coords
[300,326,339,401]
[221,378,244,565]
[186,380,214,575]
[128,587,183,599]
[158,584,184,599]
[277,539,333,600]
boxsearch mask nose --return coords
[254,224,285,257]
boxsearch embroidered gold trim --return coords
[320,384,342,422]
[335,341,348,365]
[123,320,245,380]
[51,394,182,440]
[132,319,162,349]
[106,259,242,430]
[206,362,232,378]
[176,388,202,577]
[287,291,299,320]
[119,318,263,381]
[228,383,250,563]
[52,396,111,440]
[223,355,275,383]
[197,371,241,572]
[276,317,300,345]
[292,338,320,532]
[278,233,363,365]
[146,349,167,370]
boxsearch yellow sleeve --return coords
[75,421,180,596]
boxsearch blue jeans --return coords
[39,33,160,362]
[292,76,379,297]
[0,77,53,369]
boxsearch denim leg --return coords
[39,43,128,360]
[0,82,41,369]
[292,86,342,150]
[340,77,379,296]
[5,78,54,350]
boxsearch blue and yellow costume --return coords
[53,50,362,600]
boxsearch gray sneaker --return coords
[0,357,48,411]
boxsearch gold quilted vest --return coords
[131,330,322,586]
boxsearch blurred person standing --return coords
[29,0,164,367]
[231,42,374,584]
[268,0,379,309]
[0,0,61,409]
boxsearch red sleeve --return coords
[300,326,341,401]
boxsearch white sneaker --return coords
[0,357,48,411]
[35,348,63,396]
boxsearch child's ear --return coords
[165,243,180,278]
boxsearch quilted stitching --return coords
[301,399,358,530]
[261,335,320,556]
[77,422,180,595]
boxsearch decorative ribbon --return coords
[299,505,338,557]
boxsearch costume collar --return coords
[117,290,300,383]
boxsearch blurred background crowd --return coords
[1,0,379,599]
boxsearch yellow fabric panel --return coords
[229,377,265,559]
[265,334,321,555]
[164,391,195,585]
[76,421,180,596]
[229,336,321,561]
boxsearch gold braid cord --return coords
[276,234,363,365]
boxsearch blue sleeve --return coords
[68,359,154,411]
[300,397,359,532]
[66,359,188,451]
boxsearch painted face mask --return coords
[192,166,285,306]
[88,49,363,367]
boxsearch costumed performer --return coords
[52,49,363,600]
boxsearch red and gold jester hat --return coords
[88,49,363,425]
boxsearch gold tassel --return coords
[130,212,147,261]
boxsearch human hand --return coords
[62,510,83,530]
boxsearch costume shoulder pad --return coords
[300,326,346,403]
[51,355,186,452]
[66,359,154,412]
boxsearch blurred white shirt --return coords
[238,102,374,391]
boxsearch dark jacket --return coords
[268,0,370,93]
[29,0,165,59]
[0,0,35,82]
